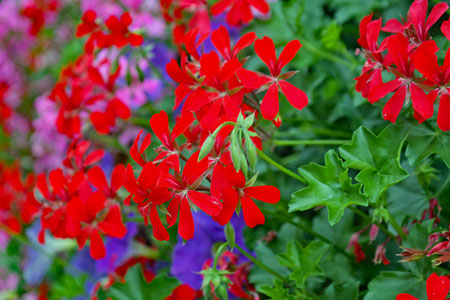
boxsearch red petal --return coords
[438,93,450,131]
[172,111,195,139]
[278,80,308,111]
[237,69,271,90]
[213,188,239,225]
[150,110,172,149]
[414,41,441,84]
[150,205,170,241]
[166,195,181,227]
[244,185,280,204]
[98,205,127,238]
[89,229,106,259]
[395,294,419,300]
[87,166,108,191]
[188,191,222,216]
[233,32,256,58]
[277,40,301,73]
[200,52,221,79]
[182,151,209,186]
[138,162,159,190]
[368,79,402,103]
[249,0,270,13]
[254,37,277,75]
[211,0,230,16]
[382,85,407,123]
[211,26,231,59]
[425,2,449,33]
[241,196,265,228]
[410,83,434,120]
[178,198,194,240]
[128,33,143,46]
[426,273,450,300]
[442,19,450,41]
[111,164,125,192]
[84,149,105,167]
[219,58,242,84]
[260,83,279,120]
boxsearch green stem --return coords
[301,39,355,69]
[389,213,407,240]
[234,244,286,281]
[274,139,349,146]
[256,149,306,183]
[349,207,396,240]
[259,208,351,259]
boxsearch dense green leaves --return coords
[363,271,426,300]
[405,121,450,169]
[339,125,409,203]
[289,150,367,225]
[277,240,329,288]
[98,265,179,300]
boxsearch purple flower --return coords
[170,212,246,290]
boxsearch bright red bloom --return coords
[66,187,127,259]
[76,10,99,37]
[123,162,172,241]
[63,139,105,171]
[129,129,152,167]
[396,273,450,300]
[166,284,202,300]
[239,37,308,121]
[368,34,433,123]
[413,40,450,131]
[211,0,269,26]
[211,26,256,61]
[354,14,384,98]
[87,164,125,199]
[150,110,195,170]
[211,164,280,227]
[102,12,144,48]
[161,152,222,240]
[383,0,448,44]
[90,98,131,134]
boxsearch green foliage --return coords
[405,121,450,169]
[51,274,87,299]
[339,126,409,203]
[363,271,426,300]
[277,240,329,289]
[290,150,367,225]
[98,265,179,300]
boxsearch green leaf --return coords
[259,279,298,300]
[405,121,450,168]
[339,125,409,203]
[101,265,179,300]
[244,132,257,170]
[323,282,359,300]
[289,150,367,225]
[277,240,329,289]
[363,271,426,300]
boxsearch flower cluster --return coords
[356,0,450,130]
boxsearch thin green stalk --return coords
[274,139,349,146]
[213,242,229,271]
[259,207,351,259]
[256,149,306,183]
[433,173,450,199]
[389,213,407,240]
[234,244,286,281]
[301,39,354,69]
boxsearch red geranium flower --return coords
[211,0,269,26]
[211,164,280,227]
[239,37,308,121]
